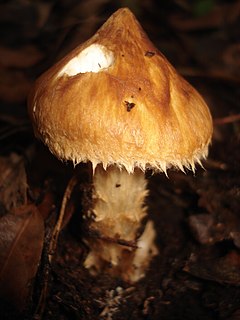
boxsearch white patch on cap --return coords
[58,44,114,77]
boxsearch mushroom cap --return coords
[28,8,213,173]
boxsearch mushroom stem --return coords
[83,164,158,282]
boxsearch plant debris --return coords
[145,51,155,57]
[124,100,136,112]
[0,1,240,319]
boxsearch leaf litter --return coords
[0,0,240,319]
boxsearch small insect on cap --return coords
[28,8,213,174]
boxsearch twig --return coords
[213,114,240,125]
[48,174,78,261]
[88,227,138,249]
[33,174,78,319]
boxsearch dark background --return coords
[0,1,240,319]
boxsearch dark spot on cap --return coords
[138,87,142,91]
[115,184,121,188]
[145,51,155,57]
[124,101,136,112]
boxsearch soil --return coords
[0,1,239,319]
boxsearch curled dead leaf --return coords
[0,69,32,103]
[169,3,240,31]
[184,250,240,286]
[0,204,44,311]
[0,45,44,68]
[0,153,27,212]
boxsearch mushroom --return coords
[28,8,213,282]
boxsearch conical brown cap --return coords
[28,8,212,173]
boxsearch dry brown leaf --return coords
[34,2,54,28]
[184,250,240,286]
[0,153,27,212]
[0,204,44,311]
[0,45,44,68]
[169,2,240,31]
[0,69,32,103]
[222,44,240,75]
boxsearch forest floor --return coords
[0,1,240,319]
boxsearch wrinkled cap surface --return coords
[28,8,213,174]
